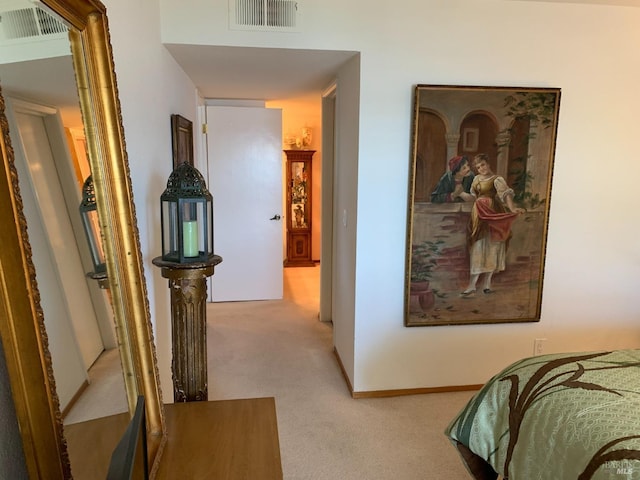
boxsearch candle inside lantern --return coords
[182,221,198,257]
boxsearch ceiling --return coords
[164,44,356,101]
[0,44,355,117]
[0,0,637,112]
[0,55,78,107]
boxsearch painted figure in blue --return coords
[430,155,475,203]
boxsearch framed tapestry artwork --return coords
[171,114,194,169]
[405,85,561,327]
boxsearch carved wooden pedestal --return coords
[65,398,283,479]
[153,255,222,402]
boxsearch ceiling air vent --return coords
[0,6,68,41]
[229,0,301,32]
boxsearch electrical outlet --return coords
[534,338,547,356]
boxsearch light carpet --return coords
[207,266,475,479]
[65,266,476,478]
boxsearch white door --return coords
[13,108,104,370]
[206,105,283,301]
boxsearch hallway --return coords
[207,265,326,402]
[65,265,473,478]
[63,265,322,424]
[206,265,473,479]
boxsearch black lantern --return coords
[79,176,107,275]
[160,163,214,263]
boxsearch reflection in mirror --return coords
[0,0,165,478]
[0,0,128,424]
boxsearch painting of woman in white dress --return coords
[405,85,560,326]
[461,154,525,296]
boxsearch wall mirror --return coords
[1,0,124,427]
[0,0,166,478]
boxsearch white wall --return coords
[107,0,640,395]
[350,0,640,391]
[103,0,200,394]
[333,55,361,386]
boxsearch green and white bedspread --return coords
[445,349,640,480]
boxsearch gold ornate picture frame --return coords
[405,85,561,327]
[0,0,166,477]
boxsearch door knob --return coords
[270,214,281,221]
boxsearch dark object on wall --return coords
[106,396,148,480]
[405,85,561,327]
[171,114,193,169]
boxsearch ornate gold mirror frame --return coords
[0,0,165,478]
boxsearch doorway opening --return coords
[203,94,331,322]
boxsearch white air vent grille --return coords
[0,6,68,41]
[229,0,301,32]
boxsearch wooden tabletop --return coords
[65,397,283,480]
[156,397,282,479]
[65,412,130,479]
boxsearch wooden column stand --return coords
[152,255,222,402]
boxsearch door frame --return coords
[320,83,337,323]
[7,98,115,351]
[197,93,336,321]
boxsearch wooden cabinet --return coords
[284,149,315,267]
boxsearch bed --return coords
[445,349,640,479]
